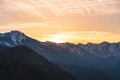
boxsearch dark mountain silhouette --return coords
[0,31,120,80]
[0,45,78,80]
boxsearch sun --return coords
[50,36,64,43]
[42,34,67,43]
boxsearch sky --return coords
[0,0,120,44]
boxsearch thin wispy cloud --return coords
[0,0,120,43]
[0,0,120,20]
[0,21,57,30]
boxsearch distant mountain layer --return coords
[0,30,120,80]
[0,30,120,57]
[0,45,77,80]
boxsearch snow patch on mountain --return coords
[10,31,26,45]
[0,30,27,47]
[0,30,120,58]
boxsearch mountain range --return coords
[1,30,120,57]
[0,45,78,80]
[0,30,120,80]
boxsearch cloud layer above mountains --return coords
[0,0,120,22]
[0,0,120,43]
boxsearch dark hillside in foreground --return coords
[0,45,78,80]
[0,31,120,80]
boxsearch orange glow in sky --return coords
[0,0,120,44]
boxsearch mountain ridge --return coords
[0,45,78,80]
[0,30,120,80]
[0,30,120,57]
[0,30,120,45]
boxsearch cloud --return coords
[0,0,120,21]
[42,31,120,44]
[0,21,60,32]
[0,0,120,33]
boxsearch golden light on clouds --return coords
[39,31,120,44]
[0,0,120,43]
[47,35,64,43]
[0,0,120,21]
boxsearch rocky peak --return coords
[0,30,27,47]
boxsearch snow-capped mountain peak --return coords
[0,30,120,57]
[10,31,26,45]
[0,30,27,47]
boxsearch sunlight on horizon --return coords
[31,31,120,44]
[0,0,120,44]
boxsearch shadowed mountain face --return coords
[0,45,78,80]
[1,31,120,57]
[0,31,120,80]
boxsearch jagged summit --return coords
[10,30,25,36]
[0,30,26,47]
[1,30,120,80]
[0,30,24,35]
[0,30,119,46]
[0,30,120,57]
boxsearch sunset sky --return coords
[0,0,120,44]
